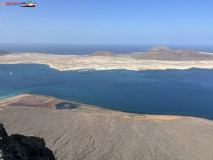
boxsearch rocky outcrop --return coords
[0,123,55,160]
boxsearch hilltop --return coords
[0,51,10,56]
[129,46,213,61]
[88,46,213,61]
[91,51,116,56]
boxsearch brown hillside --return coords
[130,47,213,61]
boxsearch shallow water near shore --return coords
[1,64,213,119]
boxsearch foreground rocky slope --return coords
[0,123,55,160]
[0,94,213,160]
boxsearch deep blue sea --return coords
[0,64,213,120]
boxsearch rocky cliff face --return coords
[0,123,55,160]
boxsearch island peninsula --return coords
[1,94,213,160]
[1,46,213,71]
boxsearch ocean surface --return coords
[0,64,213,119]
[1,44,213,55]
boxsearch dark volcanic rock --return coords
[0,123,55,160]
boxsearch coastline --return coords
[0,93,211,122]
[1,53,213,71]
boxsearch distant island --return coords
[1,46,213,71]
[130,46,213,61]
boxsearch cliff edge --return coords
[0,123,55,160]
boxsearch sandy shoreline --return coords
[0,94,211,122]
[1,53,213,71]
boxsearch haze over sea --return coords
[0,63,213,120]
[1,44,213,55]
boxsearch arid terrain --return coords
[0,94,213,160]
[1,47,213,71]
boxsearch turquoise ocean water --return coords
[0,64,213,119]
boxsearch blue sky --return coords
[0,0,213,45]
